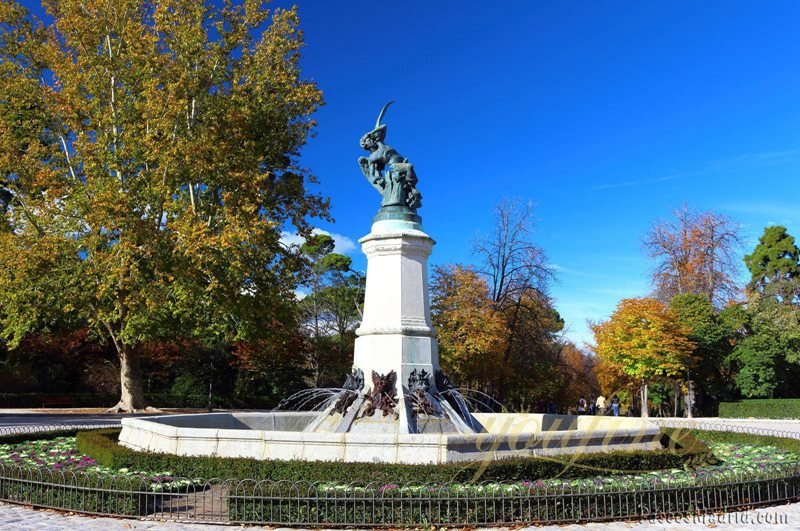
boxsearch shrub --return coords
[719,399,800,419]
[0,474,150,516]
[77,428,709,484]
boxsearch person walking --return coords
[588,395,597,415]
[595,394,606,415]
[577,396,587,415]
[611,394,620,416]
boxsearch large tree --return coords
[669,293,736,412]
[298,233,363,388]
[553,342,599,412]
[744,225,800,305]
[591,298,695,417]
[0,1,325,411]
[472,198,562,406]
[726,297,800,398]
[644,206,741,306]
[430,264,507,392]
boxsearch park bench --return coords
[41,396,73,409]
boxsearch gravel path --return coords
[1,415,799,530]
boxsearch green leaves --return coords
[745,225,800,304]
[0,1,326,410]
[592,298,695,387]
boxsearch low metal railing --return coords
[0,421,798,526]
[653,418,800,440]
[0,423,117,437]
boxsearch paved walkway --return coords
[1,415,799,530]
[2,501,798,530]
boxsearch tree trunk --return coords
[640,381,649,418]
[674,382,680,417]
[108,342,148,412]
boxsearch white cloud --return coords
[280,228,357,255]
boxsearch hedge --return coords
[227,476,800,525]
[76,428,711,485]
[0,474,150,517]
[719,399,800,420]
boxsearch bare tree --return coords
[474,198,553,308]
[473,198,559,405]
[644,205,742,306]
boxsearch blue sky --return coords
[290,1,800,346]
[24,1,800,346]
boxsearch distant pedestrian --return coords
[588,395,597,415]
[577,396,587,415]
[596,394,606,415]
[611,394,620,416]
[547,401,557,414]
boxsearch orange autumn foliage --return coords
[431,265,508,389]
[644,206,741,306]
[591,297,696,386]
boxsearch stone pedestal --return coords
[350,219,440,433]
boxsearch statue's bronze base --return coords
[373,205,421,224]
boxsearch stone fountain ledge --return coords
[119,413,661,465]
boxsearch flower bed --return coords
[227,439,800,524]
[0,436,198,492]
[5,435,799,494]
[0,435,206,517]
[1,432,799,525]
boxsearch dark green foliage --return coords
[724,299,800,398]
[670,294,737,411]
[0,480,149,516]
[77,429,708,484]
[730,335,781,398]
[719,399,800,420]
[298,233,364,388]
[745,226,800,304]
[227,475,800,525]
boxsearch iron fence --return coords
[0,422,799,526]
[0,423,117,437]
[653,419,800,440]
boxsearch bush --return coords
[227,475,800,525]
[77,428,709,484]
[0,475,150,516]
[719,399,800,419]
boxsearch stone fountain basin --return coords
[119,412,661,465]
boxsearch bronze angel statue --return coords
[358,102,422,211]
